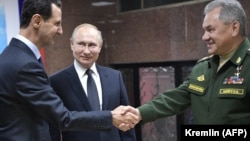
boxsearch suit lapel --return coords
[10,38,37,60]
[65,65,92,110]
[97,65,109,110]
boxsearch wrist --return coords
[136,108,142,121]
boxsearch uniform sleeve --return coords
[138,78,191,124]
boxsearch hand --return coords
[111,105,141,131]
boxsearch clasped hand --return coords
[111,105,141,131]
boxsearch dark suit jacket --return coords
[0,38,113,141]
[49,64,136,141]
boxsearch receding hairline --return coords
[70,23,103,44]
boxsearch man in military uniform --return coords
[117,0,250,126]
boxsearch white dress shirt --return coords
[74,60,103,110]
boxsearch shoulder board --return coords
[197,55,213,63]
[248,48,250,55]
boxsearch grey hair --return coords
[204,0,246,36]
[70,23,103,45]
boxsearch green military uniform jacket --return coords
[138,38,250,124]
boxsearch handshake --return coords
[111,106,141,131]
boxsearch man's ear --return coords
[31,14,43,29]
[231,21,240,37]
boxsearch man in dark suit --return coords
[49,23,136,141]
[0,1,137,141]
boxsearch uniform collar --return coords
[229,38,250,66]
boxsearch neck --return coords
[19,28,41,49]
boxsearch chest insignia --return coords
[219,88,244,95]
[223,65,244,84]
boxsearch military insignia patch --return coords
[236,57,241,64]
[219,88,244,95]
[223,65,244,84]
[197,75,205,81]
[188,84,204,93]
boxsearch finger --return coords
[118,123,130,132]
[125,112,139,124]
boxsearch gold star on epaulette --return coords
[248,48,250,55]
[236,57,241,64]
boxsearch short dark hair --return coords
[20,0,62,28]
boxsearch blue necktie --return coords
[86,69,100,111]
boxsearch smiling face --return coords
[39,3,63,47]
[202,7,236,56]
[20,3,63,49]
[70,26,102,68]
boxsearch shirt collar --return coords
[15,34,41,59]
[74,60,98,78]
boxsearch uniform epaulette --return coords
[197,55,213,63]
[247,48,250,55]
